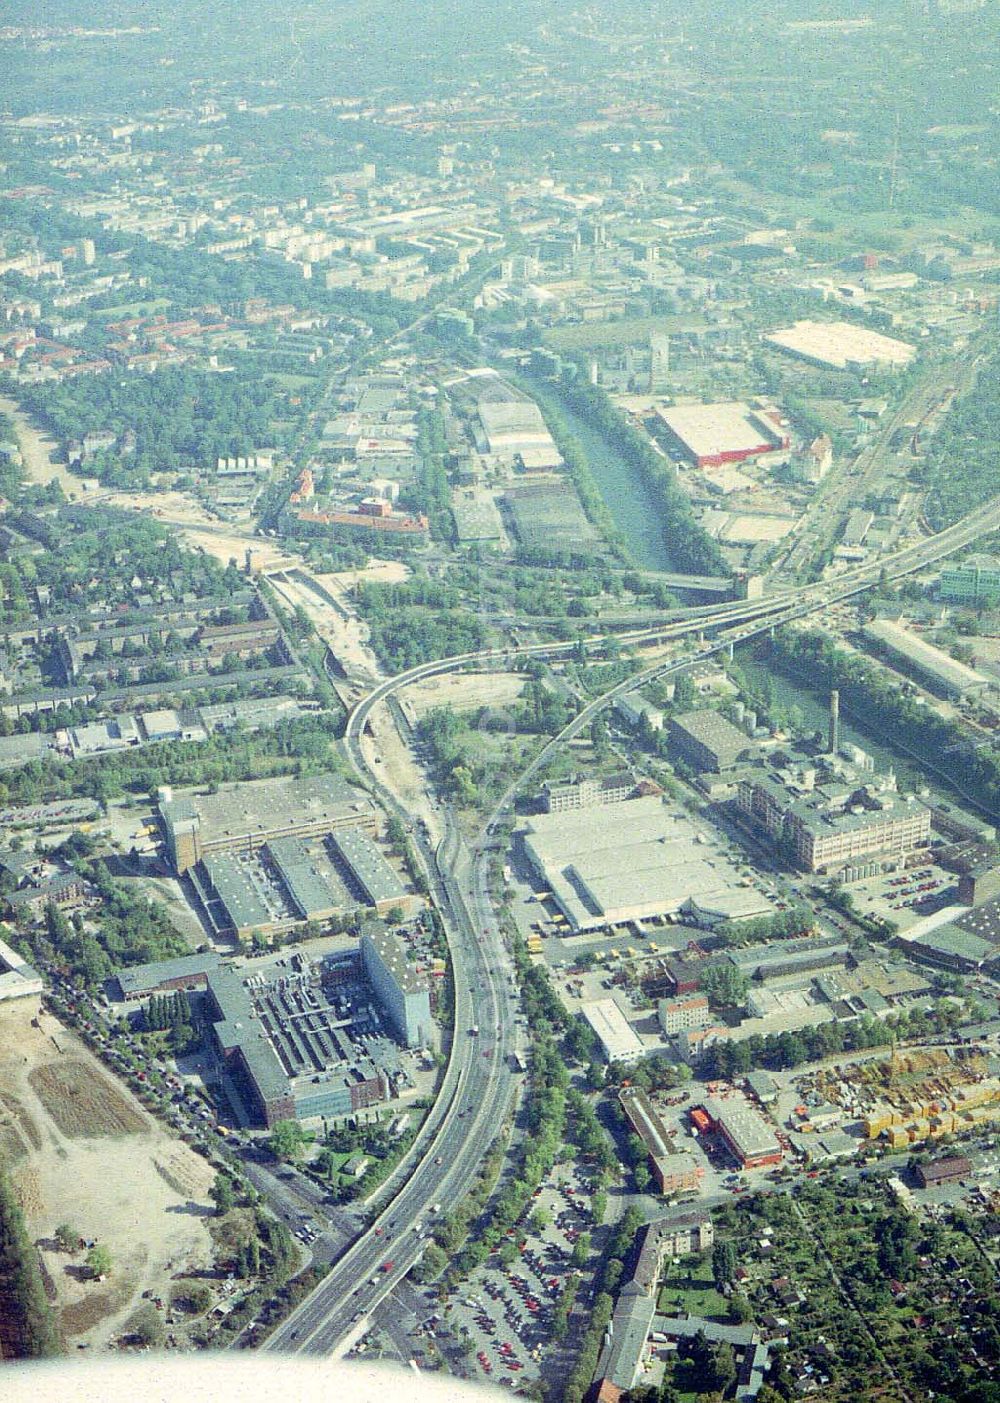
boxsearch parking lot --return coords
[411,1163,601,1391]
[843,859,961,928]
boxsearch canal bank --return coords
[736,646,1000,822]
[527,379,681,574]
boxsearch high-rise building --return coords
[649,332,670,392]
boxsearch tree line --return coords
[0,1166,60,1358]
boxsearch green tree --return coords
[268,1119,311,1161]
[54,1222,79,1253]
[712,1238,737,1288]
[85,1243,112,1279]
[209,1173,236,1215]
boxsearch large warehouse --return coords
[520,795,772,932]
[476,398,561,468]
[655,401,789,469]
[863,618,991,700]
[160,774,377,874]
[764,320,915,371]
[581,998,645,1064]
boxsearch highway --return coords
[263,488,1000,1356]
[263,790,521,1354]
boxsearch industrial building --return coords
[206,964,296,1127]
[863,618,991,700]
[502,481,597,556]
[581,998,645,1065]
[668,709,752,773]
[521,795,772,932]
[116,945,411,1127]
[267,837,353,921]
[360,921,432,1049]
[737,761,931,875]
[938,555,1000,605]
[476,397,561,469]
[198,851,283,939]
[186,823,409,941]
[903,922,1000,974]
[0,936,43,1002]
[698,1096,783,1170]
[655,401,789,469]
[764,320,915,371]
[541,770,639,813]
[160,774,377,874]
[619,1087,703,1194]
[328,827,408,913]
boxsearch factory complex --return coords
[159,775,410,940]
[737,761,931,876]
[520,794,773,933]
[114,920,432,1128]
[697,1095,783,1170]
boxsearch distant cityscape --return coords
[0,2,999,1401]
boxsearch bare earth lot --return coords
[0,999,214,1349]
[405,670,527,719]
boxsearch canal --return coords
[531,383,680,574]
[736,647,998,819]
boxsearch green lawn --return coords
[656,1256,730,1321]
[96,297,172,319]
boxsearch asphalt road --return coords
[262,487,1000,1356]
[263,805,519,1355]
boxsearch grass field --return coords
[28,1062,146,1139]
[543,314,709,353]
[95,298,172,320]
[656,1256,730,1321]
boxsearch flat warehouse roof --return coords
[268,837,352,918]
[522,795,755,930]
[329,827,406,906]
[863,618,990,692]
[703,1095,781,1160]
[202,852,275,932]
[656,402,783,459]
[162,774,373,843]
[581,998,644,1059]
[765,319,915,369]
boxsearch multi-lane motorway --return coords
[265,488,1000,1357]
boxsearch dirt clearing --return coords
[0,999,215,1349]
[404,669,527,719]
[28,1062,146,1138]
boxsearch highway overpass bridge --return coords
[265,490,1000,1357]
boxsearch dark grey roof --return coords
[202,852,275,933]
[117,953,221,997]
[268,837,352,918]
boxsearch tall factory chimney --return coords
[829,690,840,755]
